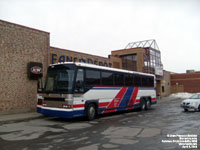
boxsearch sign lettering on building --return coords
[51,53,112,67]
[155,66,163,76]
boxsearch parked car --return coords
[181,93,200,111]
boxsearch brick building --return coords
[0,20,49,114]
[171,72,200,93]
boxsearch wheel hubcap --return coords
[142,103,145,109]
[147,101,150,108]
[89,107,95,117]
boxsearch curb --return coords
[0,112,45,124]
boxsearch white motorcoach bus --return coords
[37,62,157,120]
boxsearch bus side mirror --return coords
[37,78,44,93]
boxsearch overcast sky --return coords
[0,0,199,73]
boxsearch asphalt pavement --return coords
[0,96,199,150]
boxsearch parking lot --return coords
[0,96,199,150]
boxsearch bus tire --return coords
[86,104,96,121]
[140,99,146,111]
[145,99,151,110]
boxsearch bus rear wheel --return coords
[145,99,151,110]
[86,104,96,121]
[140,99,146,111]
[140,98,151,111]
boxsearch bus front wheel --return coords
[86,104,96,121]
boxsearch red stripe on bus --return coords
[99,102,109,107]
[103,87,127,114]
[127,106,134,110]
[73,104,85,108]
[128,87,139,106]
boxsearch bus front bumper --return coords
[37,105,84,119]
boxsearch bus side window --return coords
[142,76,148,87]
[74,69,84,93]
[102,71,114,86]
[149,77,154,87]
[114,73,124,86]
[134,75,141,87]
[125,74,133,86]
[85,69,100,90]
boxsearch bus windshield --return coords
[44,65,75,94]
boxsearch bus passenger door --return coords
[73,69,84,107]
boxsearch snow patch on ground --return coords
[169,92,194,99]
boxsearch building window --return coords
[143,48,162,75]
[122,54,137,71]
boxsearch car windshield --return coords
[44,64,75,94]
[189,94,200,99]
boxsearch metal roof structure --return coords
[125,39,159,50]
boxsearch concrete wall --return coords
[0,20,49,114]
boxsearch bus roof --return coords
[50,62,155,77]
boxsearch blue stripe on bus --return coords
[37,107,42,113]
[133,103,140,108]
[117,87,134,111]
[99,103,141,114]
[38,108,84,119]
